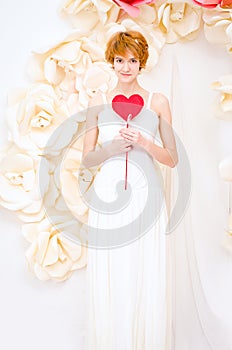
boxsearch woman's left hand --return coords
[119,127,146,147]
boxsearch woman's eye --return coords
[131,59,138,63]
[116,59,123,63]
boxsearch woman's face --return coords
[113,51,140,83]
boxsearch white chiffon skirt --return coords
[85,162,169,349]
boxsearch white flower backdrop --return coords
[0,0,232,349]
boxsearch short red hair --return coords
[105,31,149,70]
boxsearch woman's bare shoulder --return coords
[88,92,104,107]
[86,93,106,121]
[150,92,169,116]
[152,92,169,104]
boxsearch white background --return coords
[0,1,232,349]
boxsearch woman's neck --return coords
[114,80,142,97]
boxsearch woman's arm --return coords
[82,94,133,168]
[81,94,109,168]
[119,93,179,168]
[142,93,178,168]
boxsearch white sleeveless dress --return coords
[85,92,169,350]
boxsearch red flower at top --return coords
[113,0,155,18]
[192,0,232,9]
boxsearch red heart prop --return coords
[112,94,144,122]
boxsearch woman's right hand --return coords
[106,135,133,157]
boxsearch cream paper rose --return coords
[76,61,117,106]
[203,7,232,51]
[211,74,232,121]
[27,33,105,108]
[154,0,202,43]
[51,134,100,224]
[22,216,87,281]
[0,143,49,222]
[6,83,78,156]
[60,0,120,31]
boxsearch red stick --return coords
[125,114,132,190]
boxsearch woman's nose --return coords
[122,61,130,71]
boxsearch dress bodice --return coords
[92,92,162,192]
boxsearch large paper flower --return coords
[0,144,49,222]
[76,61,117,106]
[52,135,99,220]
[27,33,105,102]
[132,3,158,24]
[22,216,87,281]
[155,0,202,43]
[59,151,89,220]
[203,7,232,49]
[211,74,232,121]
[60,0,120,30]
[6,83,78,156]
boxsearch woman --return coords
[82,30,178,350]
